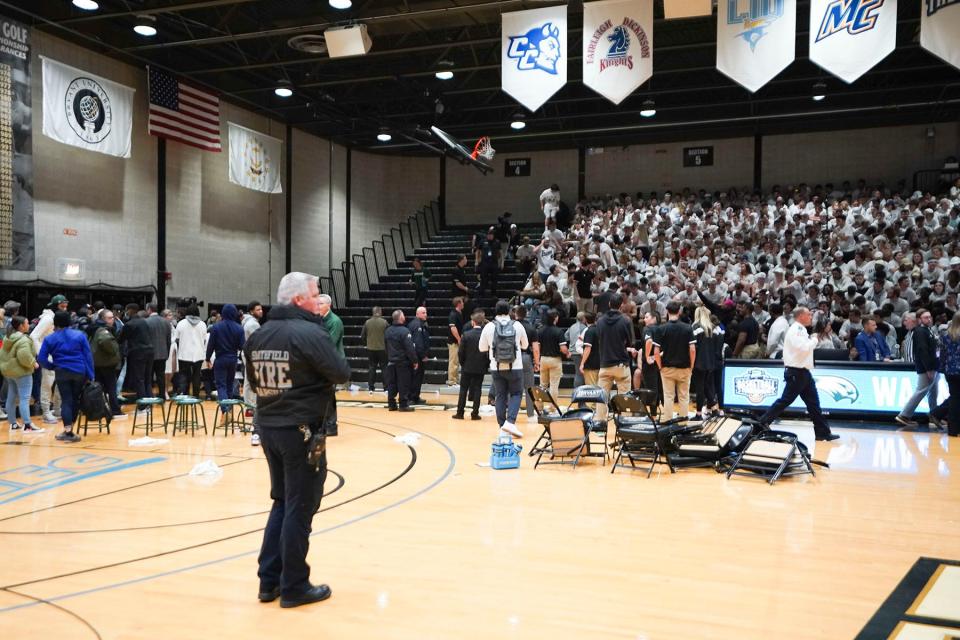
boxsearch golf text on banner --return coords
[501,5,568,112]
[228,122,282,194]
[921,0,960,71]
[810,0,897,83]
[583,0,653,105]
[716,0,797,92]
[41,56,134,158]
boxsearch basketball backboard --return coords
[430,125,493,174]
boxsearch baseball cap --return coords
[50,294,68,305]
[951,256,960,266]
[3,299,20,310]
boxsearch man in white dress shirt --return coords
[758,306,839,441]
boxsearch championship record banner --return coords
[502,5,568,112]
[921,0,960,71]
[0,16,33,270]
[716,0,797,92]
[583,0,653,105]
[810,0,897,83]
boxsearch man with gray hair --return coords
[317,294,344,358]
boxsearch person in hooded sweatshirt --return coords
[1,315,41,433]
[38,311,95,443]
[206,304,245,415]
[90,308,125,419]
[175,305,207,397]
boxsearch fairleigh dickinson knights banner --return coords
[716,0,797,92]
[502,5,568,112]
[809,0,897,83]
[921,0,960,71]
[583,0,653,105]
[0,15,33,270]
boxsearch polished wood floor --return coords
[0,395,958,640]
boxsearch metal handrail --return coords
[372,240,389,277]
[363,246,379,282]
[382,234,398,270]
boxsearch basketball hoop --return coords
[471,136,495,162]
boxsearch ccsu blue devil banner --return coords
[810,0,897,83]
[502,5,567,112]
[583,0,653,105]
[922,0,960,71]
[716,0,796,92]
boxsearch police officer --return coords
[243,272,351,609]
[407,306,430,404]
[385,309,417,412]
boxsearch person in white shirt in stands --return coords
[766,303,789,358]
[539,183,560,228]
[757,306,839,442]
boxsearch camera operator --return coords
[243,272,351,609]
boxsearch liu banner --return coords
[921,0,960,71]
[0,16,33,270]
[41,57,134,158]
[810,0,897,83]
[583,0,653,105]
[502,5,568,112]
[716,0,797,92]
[228,122,282,194]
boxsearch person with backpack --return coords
[37,311,95,443]
[1,315,42,433]
[90,309,125,420]
[479,300,529,438]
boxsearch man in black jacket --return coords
[896,308,941,428]
[596,293,635,417]
[385,309,418,412]
[145,303,172,399]
[118,304,154,402]
[453,310,487,420]
[243,272,351,609]
[407,306,430,404]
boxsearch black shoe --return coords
[399,406,414,412]
[280,584,332,609]
[451,413,464,420]
[412,399,427,405]
[470,414,481,421]
[816,433,841,442]
[258,586,281,603]
[55,430,81,443]
[388,406,398,411]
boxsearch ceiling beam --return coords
[61,0,263,24]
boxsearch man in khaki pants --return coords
[536,308,568,399]
[594,294,635,419]
[446,297,465,387]
[652,301,696,421]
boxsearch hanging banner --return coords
[228,122,282,194]
[41,57,134,158]
[664,0,713,18]
[0,16,33,270]
[717,0,797,92]
[921,0,960,71]
[810,0,897,83]
[502,5,568,112]
[583,0,653,105]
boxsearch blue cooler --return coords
[491,435,522,470]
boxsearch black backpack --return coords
[80,381,111,422]
[492,319,518,368]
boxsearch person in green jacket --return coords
[0,316,41,432]
[318,294,344,357]
[90,309,125,419]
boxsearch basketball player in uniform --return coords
[539,183,560,228]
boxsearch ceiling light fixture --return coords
[274,80,293,98]
[72,0,99,10]
[812,82,827,102]
[329,0,352,9]
[133,15,157,37]
[435,60,455,81]
[510,113,526,130]
[639,99,656,118]
[377,127,392,142]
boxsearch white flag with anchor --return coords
[716,0,797,92]
[583,0,653,105]
[502,5,568,112]
[228,122,282,194]
[810,0,897,83]
[921,0,960,71]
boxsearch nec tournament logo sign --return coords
[733,368,779,404]
[64,77,112,144]
[814,375,860,403]
[816,0,885,41]
[506,22,561,74]
[586,18,651,73]
[926,0,959,14]
[726,0,785,50]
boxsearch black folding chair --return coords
[608,390,696,476]
[526,386,594,457]
[726,430,816,485]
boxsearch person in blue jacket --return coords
[854,316,891,362]
[205,304,245,415]
[38,311,95,443]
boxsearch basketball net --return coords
[471,136,495,162]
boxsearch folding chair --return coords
[667,415,757,471]
[725,430,816,485]
[526,386,594,457]
[608,390,701,476]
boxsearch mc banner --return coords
[921,0,960,71]
[810,0,897,83]
[716,0,797,92]
[502,5,568,112]
[583,0,653,105]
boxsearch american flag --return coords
[148,67,221,152]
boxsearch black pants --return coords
[692,367,718,413]
[385,362,413,408]
[410,360,425,401]
[95,366,121,415]
[641,362,663,414]
[257,427,327,596]
[126,351,154,400]
[178,360,203,397]
[456,372,484,416]
[152,359,167,399]
[54,372,85,429]
[478,265,498,297]
[759,367,832,438]
[934,374,960,436]
[413,287,428,309]
[367,350,387,391]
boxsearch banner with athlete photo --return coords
[583,0,653,105]
[228,122,282,194]
[716,0,797,92]
[921,0,960,71]
[809,0,897,83]
[41,57,134,158]
[502,5,568,112]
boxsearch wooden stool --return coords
[131,397,167,435]
[166,396,207,437]
[78,411,110,436]
[214,399,246,436]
